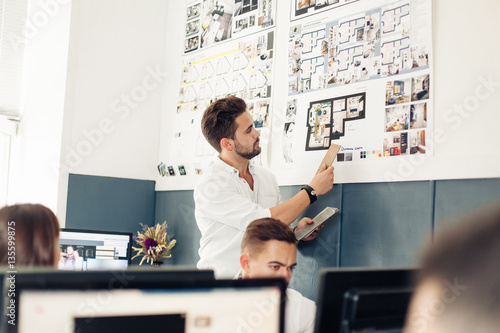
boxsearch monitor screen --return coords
[314,268,415,333]
[58,228,133,271]
[11,269,284,333]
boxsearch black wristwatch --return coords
[301,185,317,205]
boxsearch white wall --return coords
[56,0,169,224]
[8,0,72,212]
[428,0,500,179]
[156,0,193,190]
[7,0,169,225]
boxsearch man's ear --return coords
[220,138,234,151]
[240,253,251,273]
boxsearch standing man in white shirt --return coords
[237,218,316,333]
[194,96,334,278]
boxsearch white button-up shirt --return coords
[194,157,281,278]
[234,270,316,333]
[286,288,316,333]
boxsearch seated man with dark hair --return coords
[405,203,500,333]
[238,218,316,333]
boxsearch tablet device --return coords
[294,207,338,241]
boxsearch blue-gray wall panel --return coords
[66,175,500,301]
[66,174,156,265]
[155,190,201,266]
[340,181,433,268]
[434,178,500,228]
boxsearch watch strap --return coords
[301,185,317,204]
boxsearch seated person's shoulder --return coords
[287,288,316,309]
[286,288,316,331]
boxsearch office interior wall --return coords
[424,0,500,181]
[155,190,202,267]
[156,0,500,190]
[56,0,168,225]
[152,178,500,301]
[152,0,500,300]
[7,1,72,212]
[63,0,500,302]
[339,181,434,268]
[434,179,500,228]
[151,0,500,300]
[155,1,190,190]
[65,173,156,265]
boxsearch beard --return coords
[234,138,261,160]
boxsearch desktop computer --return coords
[5,268,285,333]
[314,268,415,333]
[58,228,133,271]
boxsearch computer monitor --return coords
[9,268,285,333]
[58,228,133,271]
[314,268,415,333]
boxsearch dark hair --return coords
[241,218,297,255]
[201,96,247,152]
[415,203,500,330]
[0,204,60,267]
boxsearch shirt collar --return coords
[213,156,256,177]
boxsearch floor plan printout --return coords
[282,0,432,174]
[291,0,360,21]
[288,0,430,95]
[184,0,276,53]
[170,30,275,177]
